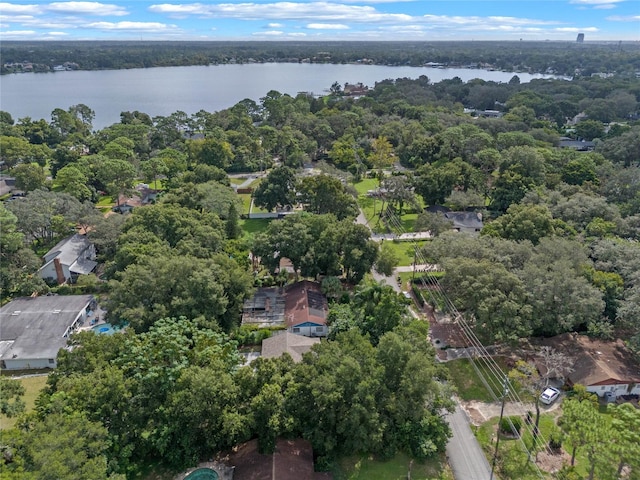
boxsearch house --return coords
[242,281,328,337]
[217,438,332,480]
[558,137,595,151]
[443,211,484,235]
[261,331,320,363]
[0,295,95,370]
[284,281,328,337]
[112,184,159,213]
[38,234,97,284]
[539,333,640,400]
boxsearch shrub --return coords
[548,427,564,452]
[499,416,522,436]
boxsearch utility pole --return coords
[490,376,509,480]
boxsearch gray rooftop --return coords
[43,234,92,266]
[0,295,93,361]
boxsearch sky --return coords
[0,0,639,42]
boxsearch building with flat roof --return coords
[0,295,94,370]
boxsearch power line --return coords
[381,205,551,477]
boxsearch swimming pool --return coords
[184,468,219,480]
[91,323,116,335]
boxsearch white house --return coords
[38,234,97,284]
[542,333,640,400]
[0,295,95,370]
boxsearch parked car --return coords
[540,387,561,405]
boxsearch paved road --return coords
[358,210,491,479]
[446,404,492,480]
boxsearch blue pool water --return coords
[184,468,219,480]
[91,323,116,335]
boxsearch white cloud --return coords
[86,21,179,32]
[422,14,561,27]
[46,2,128,16]
[306,23,349,29]
[0,3,40,14]
[554,26,599,32]
[1,29,37,36]
[47,30,69,35]
[570,0,622,4]
[256,29,284,35]
[149,2,412,23]
[606,14,640,21]
[267,22,283,27]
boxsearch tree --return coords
[0,377,25,418]
[560,399,609,480]
[482,204,556,245]
[374,241,400,277]
[12,162,47,192]
[0,135,31,171]
[574,119,605,141]
[106,254,252,332]
[380,175,420,216]
[225,202,241,240]
[252,214,312,279]
[298,174,357,220]
[414,211,453,237]
[339,222,378,283]
[95,159,137,206]
[55,165,93,201]
[15,411,123,480]
[253,166,297,212]
[140,157,167,189]
[442,257,532,343]
[368,135,395,181]
[608,403,640,477]
[6,190,84,244]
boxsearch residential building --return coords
[38,234,97,284]
[261,331,320,363]
[242,281,328,337]
[539,333,640,400]
[0,295,95,370]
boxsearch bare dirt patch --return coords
[536,451,571,475]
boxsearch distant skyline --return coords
[1,0,639,42]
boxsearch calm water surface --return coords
[1,63,559,130]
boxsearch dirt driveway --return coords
[461,398,563,426]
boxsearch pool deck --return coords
[176,462,234,480]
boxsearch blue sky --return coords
[1,0,638,41]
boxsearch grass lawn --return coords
[229,177,247,185]
[240,218,272,238]
[445,357,514,402]
[351,178,379,196]
[0,374,49,430]
[383,240,428,266]
[475,413,568,480]
[96,195,115,207]
[333,452,453,480]
[238,193,252,215]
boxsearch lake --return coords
[0,63,559,130]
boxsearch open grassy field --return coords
[383,240,428,266]
[239,218,272,238]
[445,357,514,402]
[334,452,453,480]
[0,374,49,430]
